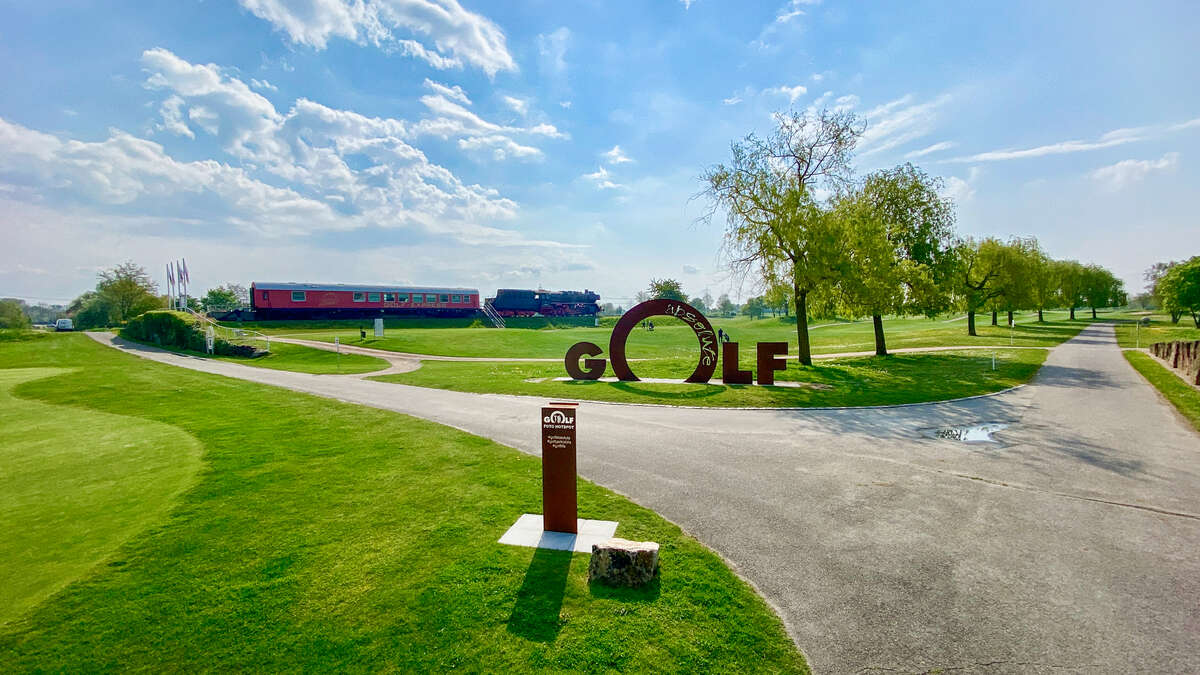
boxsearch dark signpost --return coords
[563,299,790,386]
[540,402,578,534]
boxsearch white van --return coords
[54,318,74,332]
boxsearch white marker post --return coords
[334,336,341,373]
[374,317,384,338]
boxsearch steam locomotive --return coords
[486,288,602,317]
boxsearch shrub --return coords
[121,311,261,357]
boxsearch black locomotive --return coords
[488,288,601,317]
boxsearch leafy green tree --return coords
[716,294,736,316]
[836,163,957,355]
[1057,260,1087,320]
[647,278,687,302]
[1028,252,1063,322]
[202,283,249,311]
[97,261,160,323]
[0,299,30,329]
[741,296,766,319]
[1082,264,1124,319]
[688,295,709,313]
[1157,257,1200,327]
[995,237,1039,326]
[955,238,1028,336]
[700,109,863,365]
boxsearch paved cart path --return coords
[90,325,1200,674]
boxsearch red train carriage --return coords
[250,282,480,319]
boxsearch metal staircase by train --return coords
[481,301,506,328]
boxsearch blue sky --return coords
[1,0,1197,306]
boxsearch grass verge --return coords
[1124,351,1200,433]
[0,334,806,672]
[374,349,1046,408]
[135,338,389,375]
[1113,313,1200,349]
[266,315,1085,360]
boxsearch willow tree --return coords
[699,109,863,365]
[836,164,957,356]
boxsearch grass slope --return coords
[375,349,1046,408]
[1113,313,1200,349]
[1124,351,1200,433]
[268,315,1086,360]
[143,339,389,375]
[0,334,806,673]
[0,367,203,625]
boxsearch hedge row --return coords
[121,311,260,357]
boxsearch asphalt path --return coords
[89,325,1200,674]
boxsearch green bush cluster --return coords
[121,311,259,357]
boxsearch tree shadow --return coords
[506,548,573,643]
[564,380,725,402]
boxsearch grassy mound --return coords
[0,335,806,672]
[122,311,259,357]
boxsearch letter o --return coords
[609,299,718,383]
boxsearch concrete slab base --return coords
[498,513,618,553]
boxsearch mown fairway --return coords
[374,348,1047,407]
[0,334,806,673]
[252,312,1087,359]
[153,340,388,374]
[1113,312,1200,348]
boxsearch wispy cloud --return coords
[1089,152,1179,190]
[583,165,622,189]
[857,93,953,156]
[764,83,807,103]
[947,126,1148,163]
[722,95,742,106]
[904,141,956,159]
[602,144,633,164]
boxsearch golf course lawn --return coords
[141,339,389,375]
[250,314,1087,360]
[1113,313,1200,348]
[374,348,1047,408]
[0,334,806,673]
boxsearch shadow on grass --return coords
[506,548,573,643]
[588,574,662,603]
[561,379,725,402]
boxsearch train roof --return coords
[252,282,479,294]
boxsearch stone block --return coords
[588,538,659,587]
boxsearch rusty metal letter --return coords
[721,342,753,384]
[541,404,578,533]
[756,342,788,385]
[608,299,718,383]
[565,341,606,380]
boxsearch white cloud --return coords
[250,78,278,92]
[680,0,696,8]
[682,264,700,274]
[157,95,194,138]
[502,95,528,116]
[237,0,516,76]
[904,141,956,159]
[423,78,471,105]
[559,100,572,109]
[948,126,1147,163]
[943,167,980,204]
[602,145,633,164]
[753,0,820,49]
[1088,152,1180,190]
[1171,118,1200,132]
[583,165,622,190]
[537,27,570,75]
[722,96,742,105]
[857,93,953,156]
[764,83,807,103]
[0,49,582,248]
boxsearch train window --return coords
[291,291,306,302]
[423,294,433,303]
[384,293,396,302]
[368,292,380,302]
[353,292,365,302]
[262,291,268,300]
[398,294,409,302]
[440,294,449,303]
[451,294,461,303]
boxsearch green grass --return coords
[140,339,389,374]
[265,314,1086,360]
[0,334,806,672]
[1113,313,1200,348]
[1124,351,1200,433]
[0,367,203,625]
[374,348,1046,408]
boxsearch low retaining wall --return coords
[1149,340,1200,385]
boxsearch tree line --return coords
[1146,257,1200,327]
[698,108,1126,365]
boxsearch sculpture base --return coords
[498,514,618,553]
